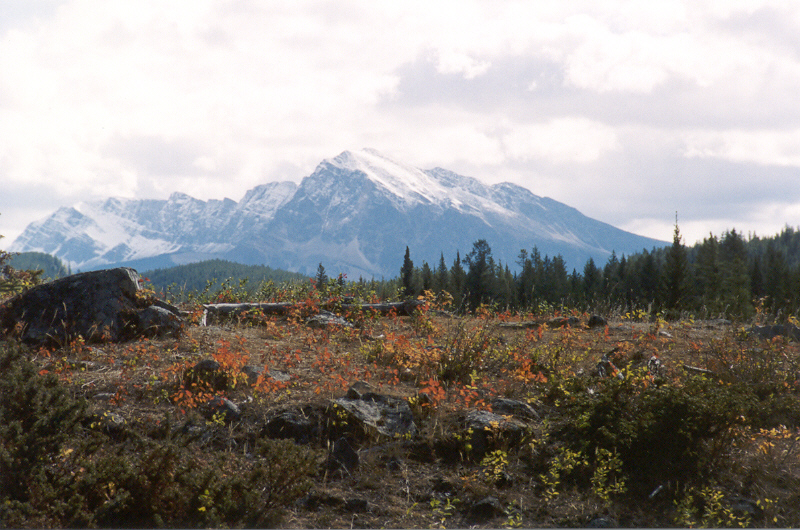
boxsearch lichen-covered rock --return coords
[0,267,182,345]
[749,323,800,341]
[332,383,417,438]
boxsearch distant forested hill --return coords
[8,252,70,280]
[142,259,309,296]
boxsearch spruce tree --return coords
[663,218,689,312]
[719,229,753,317]
[517,249,534,308]
[639,250,661,309]
[400,247,414,298]
[450,251,466,310]
[464,239,493,311]
[315,263,328,293]
[582,257,601,305]
[696,234,722,315]
[764,242,789,312]
[602,251,622,303]
[434,253,449,294]
[420,261,433,293]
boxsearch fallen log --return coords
[201,299,425,325]
[682,364,715,376]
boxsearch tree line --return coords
[8,221,800,321]
[394,224,800,320]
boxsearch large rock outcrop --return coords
[0,267,182,345]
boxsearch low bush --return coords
[58,437,316,528]
[0,340,317,528]
[0,341,86,505]
[550,369,751,495]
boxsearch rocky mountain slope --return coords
[11,149,665,277]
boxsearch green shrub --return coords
[552,370,751,493]
[62,437,316,528]
[0,340,317,528]
[0,341,87,504]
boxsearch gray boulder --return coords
[306,311,353,329]
[0,267,182,345]
[749,323,800,341]
[332,383,417,438]
[464,409,529,457]
[588,314,608,328]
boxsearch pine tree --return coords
[764,242,789,312]
[400,246,414,298]
[420,261,433,293]
[546,255,569,307]
[517,249,534,308]
[582,257,601,305]
[639,250,660,309]
[464,239,493,311]
[719,229,753,317]
[315,263,328,294]
[434,253,449,294]
[602,251,622,303]
[663,217,689,312]
[449,251,466,310]
[696,234,722,315]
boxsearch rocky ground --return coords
[15,302,800,528]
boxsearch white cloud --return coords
[3,0,800,246]
[683,129,800,166]
[502,118,619,164]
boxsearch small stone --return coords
[264,410,319,444]
[547,316,581,328]
[587,515,619,528]
[468,496,503,522]
[588,314,608,328]
[205,396,241,422]
[89,411,126,437]
[185,358,229,391]
[306,311,353,329]
[490,397,540,421]
[328,437,359,471]
[344,498,369,513]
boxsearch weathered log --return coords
[682,364,715,376]
[201,299,424,325]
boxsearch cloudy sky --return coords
[2,0,800,249]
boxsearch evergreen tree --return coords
[663,218,689,312]
[449,251,467,310]
[639,250,661,308]
[420,261,433,293]
[719,229,753,317]
[602,251,622,303]
[434,253,449,294]
[517,249,534,308]
[464,239,493,311]
[764,242,789,312]
[546,255,569,307]
[400,246,414,298]
[582,257,601,305]
[315,263,328,293]
[696,234,722,314]
[568,268,582,304]
[749,258,764,301]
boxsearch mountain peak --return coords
[10,149,666,276]
[324,148,450,207]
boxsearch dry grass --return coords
[14,307,800,528]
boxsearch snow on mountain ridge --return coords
[331,149,454,207]
[331,149,526,223]
[10,148,668,276]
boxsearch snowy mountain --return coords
[10,149,666,278]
